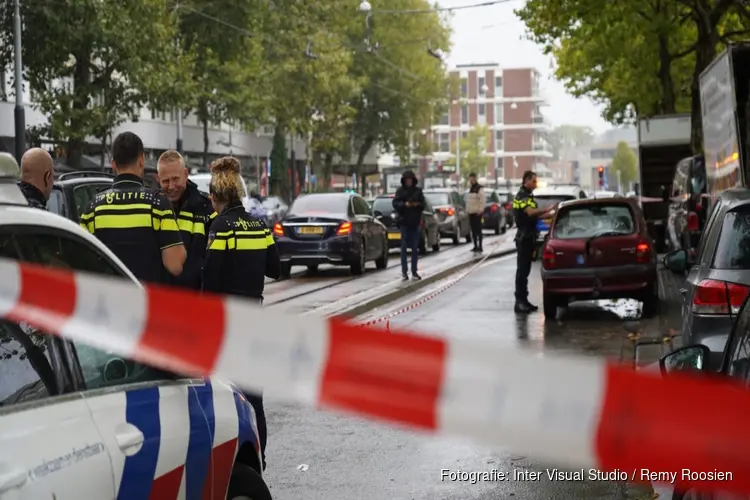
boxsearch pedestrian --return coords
[392,170,425,281]
[512,170,555,313]
[18,148,53,209]
[79,132,186,283]
[201,156,281,471]
[156,150,216,289]
[466,172,485,252]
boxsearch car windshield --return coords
[372,197,396,214]
[191,176,210,193]
[713,206,750,269]
[553,203,635,239]
[535,195,575,210]
[289,195,348,214]
[425,192,451,206]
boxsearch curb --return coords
[328,246,517,318]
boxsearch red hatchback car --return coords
[540,197,659,320]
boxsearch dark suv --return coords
[47,171,114,222]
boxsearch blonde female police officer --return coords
[202,156,281,469]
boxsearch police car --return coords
[0,163,270,499]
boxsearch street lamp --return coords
[13,0,24,164]
[359,0,371,12]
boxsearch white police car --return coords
[0,162,270,499]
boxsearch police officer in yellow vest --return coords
[512,170,554,313]
[202,156,280,470]
[156,150,216,289]
[80,132,186,283]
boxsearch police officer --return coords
[80,132,186,283]
[512,170,554,313]
[18,148,54,209]
[202,156,281,470]
[156,149,215,289]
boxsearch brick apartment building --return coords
[431,63,553,183]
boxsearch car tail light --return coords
[504,202,511,210]
[446,208,455,216]
[695,202,702,212]
[336,221,352,236]
[693,279,750,315]
[273,223,284,237]
[542,244,556,269]
[419,218,423,227]
[687,211,699,231]
[635,240,651,263]
[490,203,499,213]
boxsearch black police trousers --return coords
[469,214,483,248]
[515,237,535,303]
[245,392,267,470]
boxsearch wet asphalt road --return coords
[263,255,679,500]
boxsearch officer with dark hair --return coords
[512,170,554,313]
[80,132,186,283]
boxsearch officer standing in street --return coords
[201,156,280,470]
[512,170,554,313]
[18,148,54,209]
[466,172,485,252]
[156,150,215,289]
[80,132,186,283]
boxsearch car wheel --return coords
[226,462,272,500]
[543,292,559,320]
[306,264,319,273]
[500,219,507,234]
[641,281,660,318]
[280,262,292,279]
[494,219,501,235]
[419,231,428,255]
[465,225,472,243]
[432,232,441,252]
[375,240,388,269]
[350,241,366,275]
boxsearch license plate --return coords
[388,233,401,240]
[576,254,585,265]
[300,226,324,235]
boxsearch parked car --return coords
[190,172,254,213]
[662,188,750,356]
[533,185,587,246]
[423,188,471,245]
[541,197,658,320]
[371,194,441,254]
[495,189,514,227]
[666,154,708,264]
[272,192,389,277]
[592,190,619,198]
[651,292,750,500]
[47,171,115,221]
[262,195,288,225]
[462,188,508,235]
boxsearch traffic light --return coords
[597,166,604,187]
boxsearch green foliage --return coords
[445,125,490,180]
[269,128,288,199]
[547,125,595,159]
[611,141,638,186]
[0,0,192,167]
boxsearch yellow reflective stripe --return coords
[96,214,152,229]
[215,231,233,237]
[80,221,94,233]
[160,218,179,231]
[152,208,173,217]
[210,212,218,220]
[209,238,228,250]
[179,210,194,218]
[95,203,151,212]
[80,212,94,221]
[236,238,269,250]
[265,235,275,246]
[512,199,528,209]
[193,222,205,235]
[234,230,266,237]
[528,199,538,209]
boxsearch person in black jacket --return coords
[18,148,54,209]
[392,170,426,281]
[157,150,216,289]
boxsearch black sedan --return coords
[272,192,389,278]
[371,194,441,254]
[463,188,508,235]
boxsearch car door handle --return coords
[0,463,28,492]
[679,288,687,297]
[115,423,145,455]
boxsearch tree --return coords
[0,0,192,168]
[547,125,595,159]
[445,125,490,182]
[611,141,639,188]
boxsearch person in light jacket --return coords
[466,172,485,252]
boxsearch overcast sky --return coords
[436,0,611,133]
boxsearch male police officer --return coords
[18,148,53,209]
[157,150,215,289]
[512,170,554,313]
[80,132,186,283]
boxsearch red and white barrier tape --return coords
[359,240,511,328]
[2,258,750,495]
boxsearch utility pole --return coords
[176,110,183,154]
[13,0,25,164]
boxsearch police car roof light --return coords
[0,152,20,181]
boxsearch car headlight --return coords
[267,210,274,216]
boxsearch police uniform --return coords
[162,180,217,289]
[79,173,182,283]
[201,200,280,471]
[18,181,47,209]
[512,185,539,306]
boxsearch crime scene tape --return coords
[2,258,750,495]
[359,240,511,328]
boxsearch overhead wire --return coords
[371,0,519,15]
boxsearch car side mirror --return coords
[659,345,710,376]
[663,249,688,273]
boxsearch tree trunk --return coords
[657,33,677,114]
[355,136,374,195]
[270,124,288,201]
[68,55,91,169]
[202,117,209,168]
[690,15,721,153]
[323,153,333,192]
